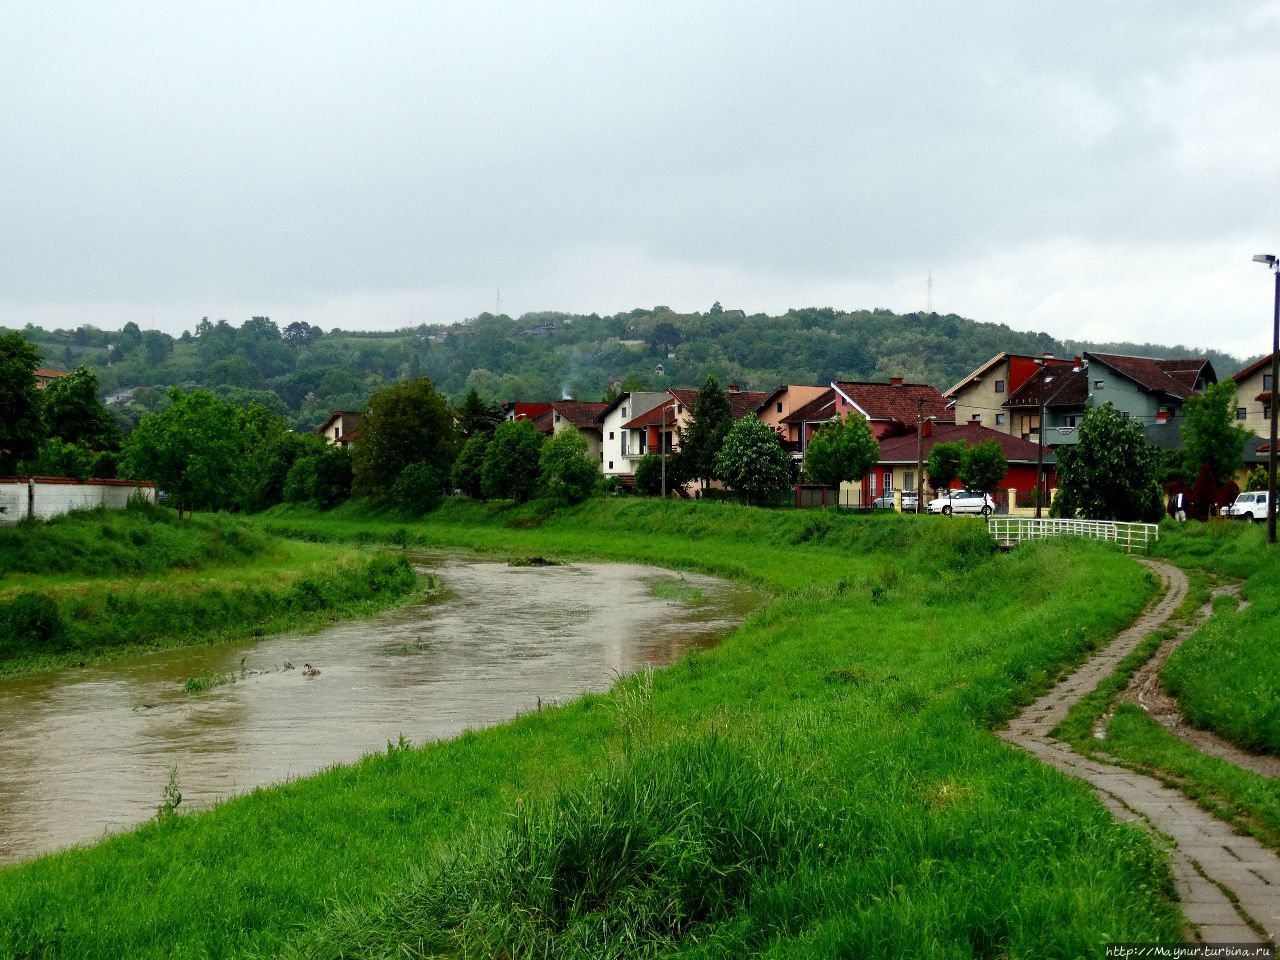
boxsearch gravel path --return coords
[1001,559,1279,944]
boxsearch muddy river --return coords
[0,555,756,866]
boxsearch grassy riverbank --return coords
[0,500,1183,957]
[0,502,419,675]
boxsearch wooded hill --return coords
[4,307,1246,434]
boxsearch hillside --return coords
[3,307,1248,433]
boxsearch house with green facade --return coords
[1002,352,1215,446]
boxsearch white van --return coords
[1222,491,1271,522]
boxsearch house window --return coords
[621,406,628,418]
[676,404,682,414]
[1065,415,1079,427]
[1094,380,1104,390]
[995,413,1005,425]
[971,413,981,423]
[776,402,783,413]
[609,431,614,440]
[608,461,614,470]
[1121,411,1131,420]
[904,471,915,492]
[1237,407,1248,420]
[884,471,893,491]
[621,433,629,456]
[1266,407,1273,421]
[994,380,1005,393]
[555,413,561,423]
[1265,374,1274,391]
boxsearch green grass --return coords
[1051,521,1280,852]
[0,499,1184,958]
[184,671,238,694]
[0,507,421,674]
[1152,522,1280,756]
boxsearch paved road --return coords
[1001,559,1279,944]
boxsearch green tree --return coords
[312,445,353,509]
[391,462,444,515]
[451,435,490,499]
[802,413,879,488]
[1180,380,1250,484]
[714,414,792,506]
[120,389,244,517]
[0,333,44,474]
[675,376,732,489]
[41,365,121,451]
[1246,465,1269,492]
[958,439,1008,493]
[352,378,459,502]
[926,441,966,494]
[481,419,544,502]
[455,387,504,438]
[633,452,665,496]
[1053,402,1162,522]
[539,429,598,504]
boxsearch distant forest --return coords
[4,305,1250,434]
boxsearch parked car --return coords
[1221,491,1271,522]
[872,491,919,511]
[927,489,996,516]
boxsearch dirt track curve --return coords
[1001,559,1279,944]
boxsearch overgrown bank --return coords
[0,502,418,675]
[0,501,1183,957]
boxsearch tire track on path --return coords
[1000,559,1279,944]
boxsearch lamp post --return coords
[660,401,667,499]
[1034,362,1054,519]
[1253,254,1280,546]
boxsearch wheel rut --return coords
[1000,559,1280,944]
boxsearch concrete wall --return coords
[0,478,157,525]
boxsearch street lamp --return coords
[1254,254,1279,545]
[1034,361,1054,520]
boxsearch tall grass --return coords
[0,500,1182,958]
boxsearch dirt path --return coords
[1001,559,1280,944]
[1110,582,1280,779]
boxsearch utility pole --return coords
[661,401,667,499]
[915,397,925,514]
[1035,363,1052,520]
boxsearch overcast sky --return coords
[3,2,1278,359]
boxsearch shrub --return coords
[390,463,444,516]
[0,592,66,655]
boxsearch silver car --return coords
[927,489,996,516]
[872,492,919,511]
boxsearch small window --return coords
[1265,374,1274,391]
[555,413,561,423]
[1065,416,1078,427]
[904,471,915,492]
[608,461,614,470]
[776,402,783,413]
[994,380,1005,393]
[1266,407,1273,421]
[1121,411,1131,420]
[995,413,1005,425]
[609,431,614,440]
[971,413,981,423]
[1094,380,1104,390]
[622,406,628,418]
[1237,407,1248,420]
[676,404,683,414]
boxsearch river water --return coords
[0,555,755,866]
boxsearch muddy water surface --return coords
[0,555,756,866]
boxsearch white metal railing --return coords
[986,517,1160,553]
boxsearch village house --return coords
[34,368,68,390]
[316,410,361,447]
[755,385,830,458]
[945,353,1075,431]
[871,421,1056,507]
[597,391,669,480]
[532,400,609,462]
[1231,352,1276,439]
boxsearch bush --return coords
[0,592,66,654]
[390,463,444,516]
[632,453,665,496]
[539,430,598,504]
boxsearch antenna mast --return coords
[496,287,502,315]
[927,269,934,313]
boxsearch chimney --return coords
[728,384,740,393]
[1073,356,1082,366]
[890,377,904,387]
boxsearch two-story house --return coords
[1231,353,1276,439]
[755,385,830,458]
[945,353,1075,431]
[597,392,669,479]
[316,410,361,447]
[534,400,609,462]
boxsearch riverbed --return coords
[0,555,756,866]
